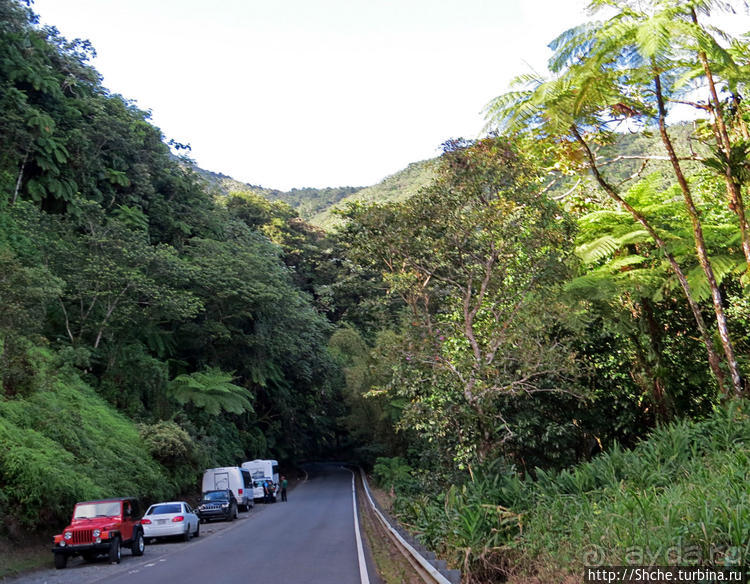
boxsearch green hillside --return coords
[192,161,435,231]
[4,1,750,582]
[195,126,693,233]
[309,159,437,229]
[190,166,287,204]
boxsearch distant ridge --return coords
[309,159,437,229]
[191,158,437,230]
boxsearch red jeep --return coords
[51,497,146,569]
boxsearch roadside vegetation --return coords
[0,0,350,542]
[376,402,750,582]
[2,0,750,582]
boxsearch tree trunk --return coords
[570,125,727,394]
[641,297,669,421]
[653,73,743,396]
[11,151,28,205]
[690,7,750,269]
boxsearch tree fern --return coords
[576,235,621,264]
[168,368,253,416]
[686,255,746,301]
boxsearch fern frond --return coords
[617,229,651,245]
[168,367,254,416]
[607,254,648,271]
[576,235,621,264]
[548,22,602,72]
[685,255,745,301]
[564,271,618,302]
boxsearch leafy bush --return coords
[0,369,168,531]
[139,420,204,495]
[373,456,419,495]
[391,402,750,583]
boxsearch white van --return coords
[241,459,279,502]
[201,467,254,510]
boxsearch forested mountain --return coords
[308,159,436,228]
[0,0,352,535]
[3,1,750,582]
[190,166,362,219]
[196,129,698,232]
[191,159,435,230]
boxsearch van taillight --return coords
[141,518,151,524]
[238,489,243,495]
[172,516,184,522]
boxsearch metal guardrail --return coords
[359,469,461,584]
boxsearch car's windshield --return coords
[203,491,228,501]
[74,502,121,519]
[147,504,181,515]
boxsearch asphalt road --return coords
[7,464,371,584]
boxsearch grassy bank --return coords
[389,402,750,583]
[0,348,175,536]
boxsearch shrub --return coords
[390,401,750,583]
[373,456,418,494]
[0,369,169,531]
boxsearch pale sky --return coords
[30,0,749,191]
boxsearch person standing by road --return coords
[280,476,288,502]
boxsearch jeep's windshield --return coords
[203,491,228,501]
[74,502,121,519]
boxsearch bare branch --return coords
[616,158,650,188]
[551,178,582,201]
[58,298,75,345]
[667,98,711,111]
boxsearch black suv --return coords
[196,490,239,523]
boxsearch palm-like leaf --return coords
[168,367,254,416]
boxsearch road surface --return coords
[8,464,373,584]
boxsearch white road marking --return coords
[349,469,370,584]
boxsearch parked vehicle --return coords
[241,459,279,502]
[201,466,253,510]
[141,501,200,542]
[51,497,145,569]
[196,490,238,522]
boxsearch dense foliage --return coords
[331,0,750,581]
[0,0,347,535]
[389,402,750,582]
[3,0,750,582]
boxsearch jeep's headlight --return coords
[93,529,101,538]
[64,532,72,540]
[221,503,229,508]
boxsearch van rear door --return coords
[214,471,230,491]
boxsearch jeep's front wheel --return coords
[54,553,68,569]
[109,537,121,564]
[131,530,145,556]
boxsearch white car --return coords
[141,501,200,542]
